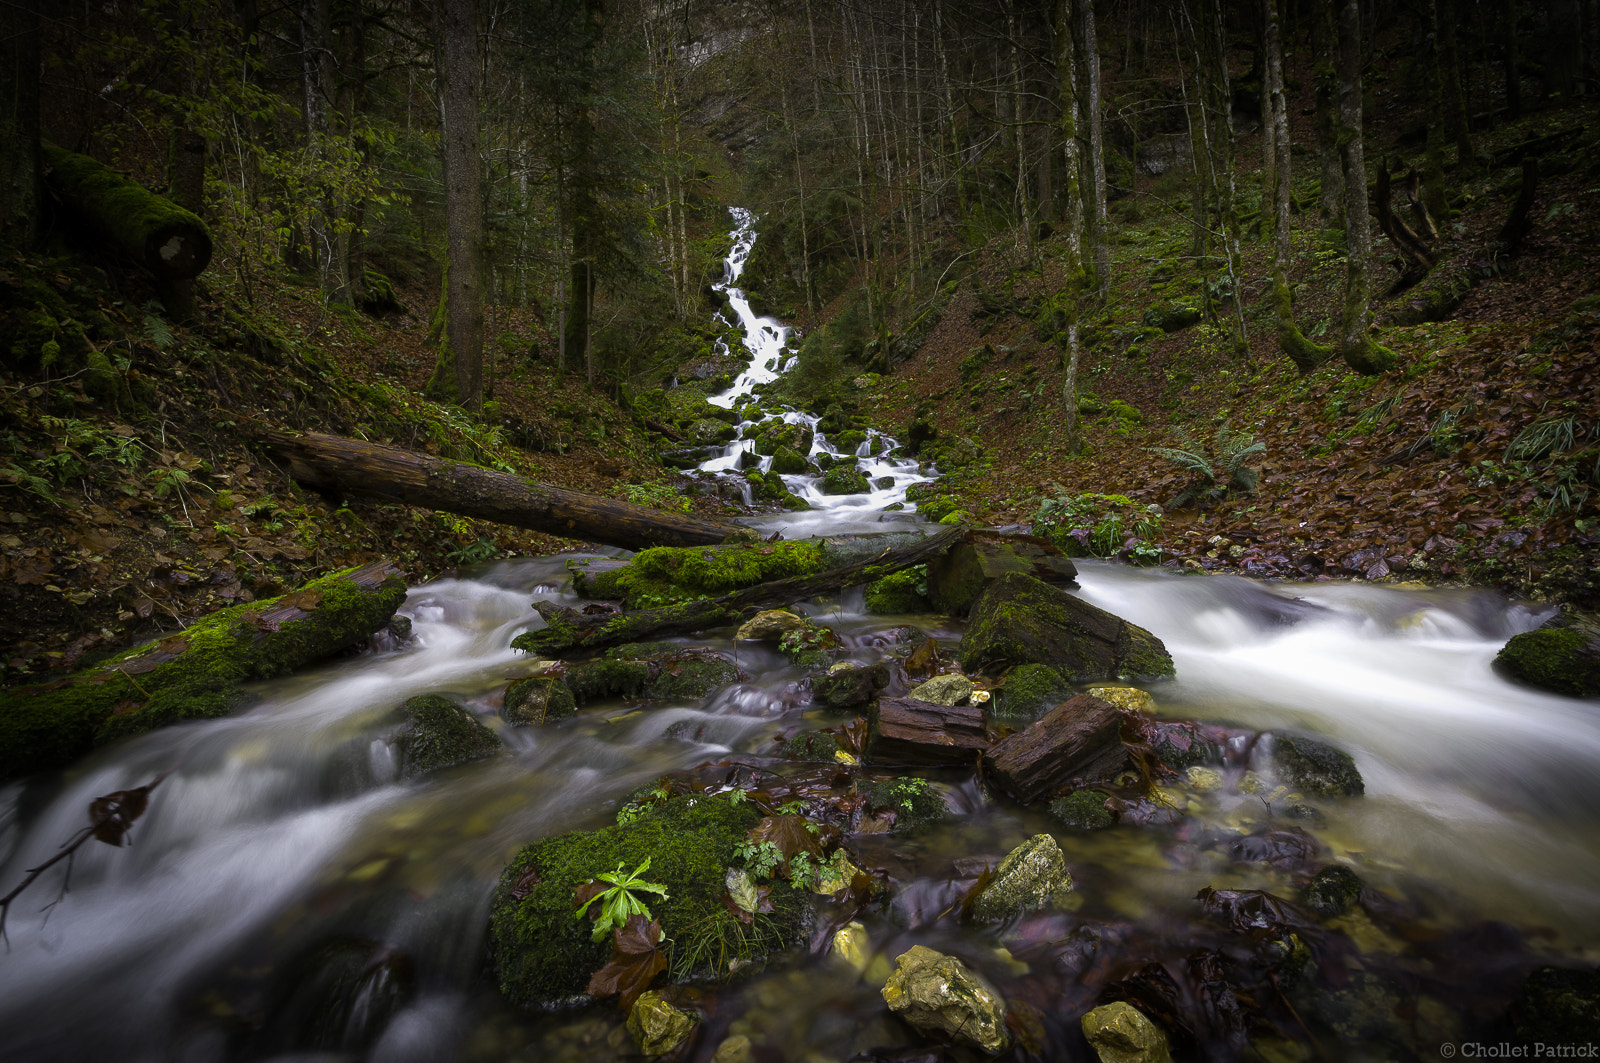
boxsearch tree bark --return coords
[442,0,485,411]
[254,427,747,550]
[867,697,989,767]
[1335,0,1397,375]
[982,693,1130,804]
[0,562,407,782]
[0,0,40,248]
[41,143,213,280]
[515,524,966,656]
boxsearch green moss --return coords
[503,677,577,726]
[1049,790,1114,830]
[1303,864,1364,918]
[863,567,930,614]
[564,658,650,704]
[393,694,502,776]
[856,777,948,832]
[0,566,407,780]
[602,540,831,608]
[487,794,808,1010]
[781,730,842,761]
[770,446,810,475]
[996,663,1070,720]
[1495,626,1600,697]
[1272,733,1364,797]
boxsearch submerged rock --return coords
[1303,864,1364,917]
[254,937,415,1055]
[881,945,1010,1053]
[627,991,697,1056]
[970,833,1073,922]
[907,673,975,706]
[1495,610,1600,697]
[1270,733,1364,797]
[1049,789,1115,831]
[959,573,1174,682]
[501,676,577,726]
[856,776,950,832]
[392,694,501,777]
[812,660,890,709]
[1080,1001,1172,1063]
[1509,966,1600,1046]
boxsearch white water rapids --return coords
[0,212,1595,1062]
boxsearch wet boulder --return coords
[1050,789,1115,831]
[1269,733,1364,797]
[906,673,975,706]
[735,609,812,641]
[959,573,1174,682]
[1080,1001,1173,1063]
[627,991,697,1056]
[392,694,502,777]
[970,833,1073,922]
[925,531,1078,616]
[812,660,890,709]
[983,694,1130,804]
[252,937,415,1055]
[1303,864,1364,918]
[688,417,738,445]
[856,776,950,832]
[502,676,577,726]
[1508,966,1600,1046]
[821,465,871,495]
[881,945,1010,1053]
[1087,685,1157,715]
[995,663,1071,720]
[769,445,810,475]
[754,420,813,456]
[863,568,931,614]
[1494,610,1600,697]
[488,793,808,1011]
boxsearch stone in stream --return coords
[970,833,1074,922]
[1049,789,1116,831]
[735,608,812,641]
[811,660,890,709]
[1494,609,1600,697]
[983,694,1130,804]
[501,675,577,726]
[958,572,1175,682]
[1080,1001,1173,1063]
[1303,864,1365,917]
[855,776,950,832]
[1268,733,1364,797]
[1507,966,1600,1046]
[253,937,416,1054]
[881,945,1010,1053]
[627,991,697,1056]
[863,568,931,614]
[925,531,1079,616]
[907,673,975,706]
[821,464,871,495]
[866,696,989,767]
[391,694,502,778]
[995,663,1072,720]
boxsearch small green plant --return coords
[1031,490,1163,560]
[574,859,670,943]
[735,839,785,880]
[1146,421,1265,508]
[622,480,692,513]
[448,536,500,565]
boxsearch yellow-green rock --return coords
[970,833,1073,922]
[881,945,1009,1053]
[710,1033,754,1063]
[735,609,811,641]
[832,921,871,972]
[627,991,698,1057]
[1081,1001,1172,1063]
[1087,685,1157,714]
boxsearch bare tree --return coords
[442,0,485,410]
[1335,0,1397,375]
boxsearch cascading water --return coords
[1,212,1597,1062]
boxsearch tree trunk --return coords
[515,525,966,657]
[1266,0,1332,372]
[0,0,40,248]
[255,428,747,550]
[1081,0,1111,301]
[442,0,485,411]
[1313,0,1344,227]
[42,143,213,280]
[1057,0,1084,455]
[1335,0,1397,374]
[0,562,408,782]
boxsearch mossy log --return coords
[867,696,989,767]
[41,141,213,280]
[254,427,746,551]
[0,561,407,781]
[982,694,1130,804]
[516,524,966,657]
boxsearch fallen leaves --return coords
[585,915,668,1011]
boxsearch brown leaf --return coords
[88,785,152,847]
[509,863,542,901]
[747,814,836,868]
[904,638,940,677]
[279,589,322,611]
[586,915,668,1011]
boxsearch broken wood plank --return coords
[867,696,989,767]
[982,694,1131,804]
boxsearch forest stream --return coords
[1,213,1597,1063]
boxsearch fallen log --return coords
[0,562,408,782]
[42,141,213,281]
[982,694,1131,804]
[254,427,747,551]
[515,524,965,657]
[866,696,989,767]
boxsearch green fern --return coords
[1147,421,1264,505]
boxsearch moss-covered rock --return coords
[997,663,1071,719]
[958,573,1175,682]
[864,567,931,614]
[392,694,502,777]
[821,465,871,495]
[769,446,810,475]
[781,729,843,761]
[647,653,741,699]
[1303,864,1364,918]
[906,673,974,706]
[753,420,813,456]
[1495,611,1600,697]
[563,648,740,704]
[502,676,578,726]
[487,794,808,1011]
[1270,733,1364,797]
[1143,301,1202,332]
[0,564,408,781]
[1049,790,1115,831]
[856,777,949,832]
[1508,966,1600,1047]
[596,540,832,609]
[811,661,890,709]
[564,658,651,703]
[970,834,1072,923]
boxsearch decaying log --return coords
[982,694,1131,804]
[0,562,408,782]
[867,696,989,767]
[254,427,747,551]
[42,141,213,281]
[515,524,966,657]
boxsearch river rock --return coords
[1303,864,1364,917]
[501,676,577,726]
[970,833,1073,922]
[1508,966,1600,1046]
[996,663,1071,719]
[832,921,872,972]
[392,694,502,778]
[822,465,871,495]
[627,991,697,1056]
[856,776,950,832]
[925,531,1079,616]
[1049,789,1115,830]
[881,945,1010,1054]
[812,660,890,709]
[769,445,810,475]
[255,937,415,1054]
[736,608,812,641]
[863,568,931,614]
[907,673,975,705]
[983,694,1130,804]
[959,573,1175,682]
[1494,609,1600,697]
[710,1034,754,1063]
[1080,1001,1173,1063]
[1087,685,1157,714]
[1270,733,1364,797]
[867,696,989,767]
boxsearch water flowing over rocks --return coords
[1494,608,1600,697]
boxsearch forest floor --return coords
[3,97,1598,680]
